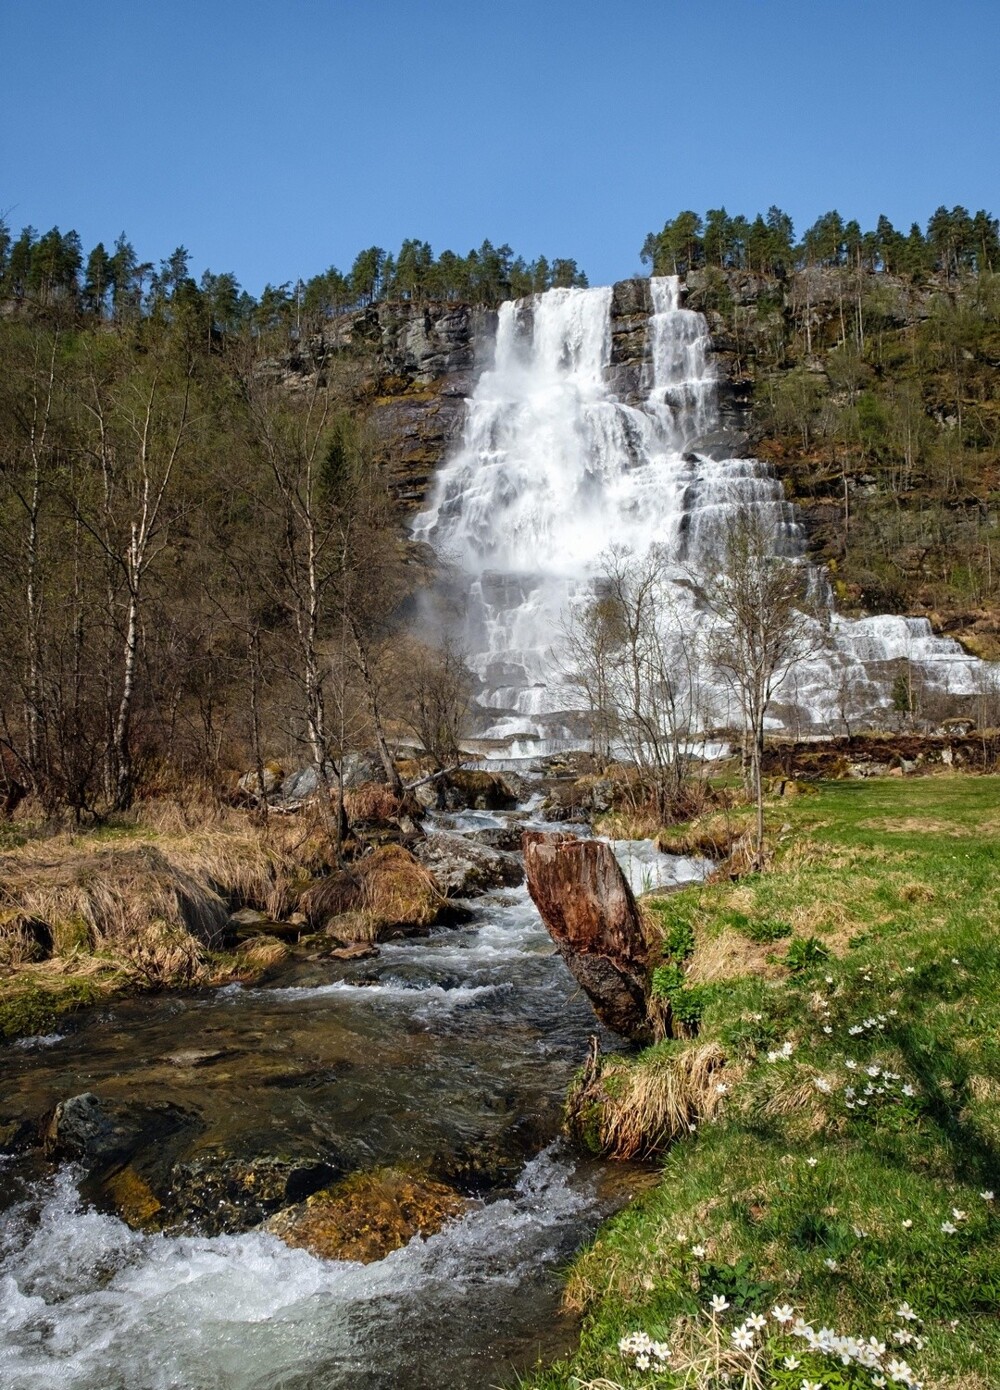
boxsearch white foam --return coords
[0,1149,592,1390]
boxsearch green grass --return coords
[527,775,1000,1390]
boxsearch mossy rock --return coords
[265,1167,466,1263]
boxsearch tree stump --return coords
[522,831,666,1043]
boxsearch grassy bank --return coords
[531,775,1000,1390]
[0,802,316,1041]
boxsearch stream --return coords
[0,804,705,1390]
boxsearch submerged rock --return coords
[44,1093,201,1173]
[265,1167,466,1263]
[523,831,665,1044]
[163,1154,342,1235]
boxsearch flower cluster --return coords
[617,1330,670,1371]
[620,1298,929,1388]
[767,1040,796,1063]
[847,1011,894,1038]
[842,1062,917,1114]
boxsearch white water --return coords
[0,1149,589,1390]
[413,276,984,748]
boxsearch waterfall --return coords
[412,277,984,752]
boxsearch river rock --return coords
[467,825,525,853]
[265,1168,466,1263]
[163,1048,228,1068]
[328,941,380,961]
[44,1092,201,1173]
[412,832,524,895]
[164,1154,341,1235]
[522,831,665,1043]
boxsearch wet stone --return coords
[265,1168,466,1263]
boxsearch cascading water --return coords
[413,276,983,752]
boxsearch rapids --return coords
[413,277,983,751]
[0,816,698,1390]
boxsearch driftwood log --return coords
[522,831,667,1044]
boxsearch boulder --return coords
[265,1167,465,1263]
[412,832,524,895]
[522,831,664,1043]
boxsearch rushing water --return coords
[0,819,697,1390]
[413,276,983,750]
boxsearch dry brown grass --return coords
[0,809,306,990]
[359,845,440,932]
[684,929,784,985]
[573,1042,729,1160]
[343,782,401,823]
[211,935,290,985]
[856,815,976,836]
[301,845,441,942]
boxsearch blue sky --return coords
[4,0,999,294]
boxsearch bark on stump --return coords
[522,830,665,1043]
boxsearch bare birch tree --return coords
[702,510,818,868]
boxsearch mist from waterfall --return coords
[412,277,983,753]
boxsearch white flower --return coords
[941,1220,957,1234]
[691,1243,707,1258]
[901,1084,915,1097]
[791,1317,812,1337]
[651,1340,670,1363]
[635,1352,650,1370]
[814,1077,832,1093]
[771,1303,795,1323]
[801,1380,824,1390]
[844,1059,858,1070]
[715,1082,728,1094]
[905,966,916,973]
[873,1379,887,1388]
[823,1026,833,1034]
[866,1065,881,1077]
[952,1208,967,1221]
[746,1312,766,1330]
[825,975,834,983]
[893,1328,913,1345]
[867,1336,887,1355]
[853,1225,868,1238]
[806,1156,819,1167]
[731,1325,754,1350]
[783,1355,801,1368]
[951,957,960,964]
[710,1294,729,1313]
[902,1218,913,1229]
[823,1257,838,1270]
[887,1358,915,1385]
[982,1190,995,1201]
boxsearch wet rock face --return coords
[522,832,664,1044]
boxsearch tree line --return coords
[0,286,479,832]
[0,219,588,334]
[642,205,1000,279]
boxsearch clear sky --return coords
[4,0,999,294]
